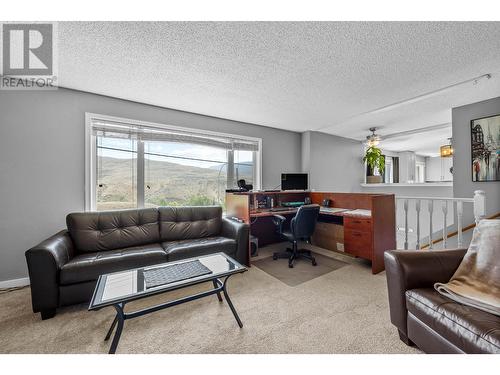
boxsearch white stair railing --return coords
[457,201,463,248]
[396,190,485,250]
[428,200,434,249]
[415,199,421,250]
[442,201,448,248]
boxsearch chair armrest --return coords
[273,214,286,222]
[25,230,75,313]
[272,214,286,234]
[221,217,250,265]
[384,248,467,336]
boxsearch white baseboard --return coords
[0,277,30,289]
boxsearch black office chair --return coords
[272,204,320,268]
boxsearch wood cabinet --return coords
[344,217,372,231]
[344,217,373,260]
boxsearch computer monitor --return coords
[281,173,308,190]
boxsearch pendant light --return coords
[440,138,453,157]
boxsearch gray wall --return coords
[301,130,311,173]
[302,131,364,192]
[0,88,301,282]
[452,96,500,223]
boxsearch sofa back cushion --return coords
[159,206,222,241]
[66,208,160,252]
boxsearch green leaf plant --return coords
[363,146,385,176]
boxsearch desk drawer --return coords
[344,217,372,232]
[344,229,372,259]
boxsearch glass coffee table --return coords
[89,252,247,354]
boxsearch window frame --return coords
[85,112,262,211]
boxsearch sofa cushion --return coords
[66,208,160,252]
[162,236,236,261]
[158,206,222,241]
[406,288,500,354]
[60,243,167,285]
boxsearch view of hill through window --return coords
[96,137,253,211]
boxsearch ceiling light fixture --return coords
[440,138,453,158]
[365,127,381,147]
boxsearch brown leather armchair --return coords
[384,249,500,354]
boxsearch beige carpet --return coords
[0,244,420,354]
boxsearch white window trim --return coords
[85,112,263,211]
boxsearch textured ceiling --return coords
[58,22,500,153]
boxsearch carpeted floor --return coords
[0,244,420,354]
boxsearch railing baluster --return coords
[395,192,484,250]
[415,199,421,250]
[442,201,448,248]
[457,201,463,248]
[428,200,434,249]
[404,199,409,250]
[473,190,486,224]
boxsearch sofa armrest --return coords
[221,217,250,266]
[25,230,75,315]
[384,248,467,337]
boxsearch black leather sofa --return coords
[25,206,249,320]
[384,249,500,354]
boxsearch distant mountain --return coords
[96,156,230,210]
[209,163,253,178]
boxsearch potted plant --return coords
[363,146,385,183]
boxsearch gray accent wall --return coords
[0,88,301,282]
[302,131,364,192]
[452,96,500,223]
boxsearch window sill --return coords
[360,182,453,187]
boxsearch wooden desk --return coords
[250,208,298,217]
[226,191,395,274]
[250,207,354,218]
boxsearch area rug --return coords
[252,252,348,286]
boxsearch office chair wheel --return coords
[272,254,278,260]
[288,263,294,268]
[312,259,317,266]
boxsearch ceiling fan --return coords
[365,127,382,147]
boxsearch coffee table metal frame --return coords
[88,253,247,354]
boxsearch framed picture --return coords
[470,114,500,182]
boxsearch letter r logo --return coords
[2,24,53,75]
